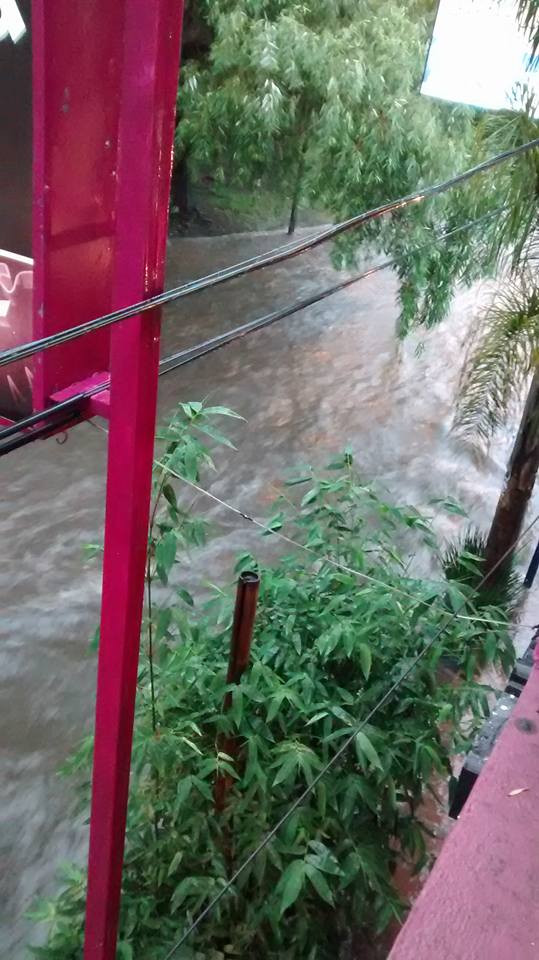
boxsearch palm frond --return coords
[454,270,539,446]
[516,0,539,56]
[479,87,539,269]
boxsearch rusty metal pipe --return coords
[215,571,260,813]
[226,571,260,687]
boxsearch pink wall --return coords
[389,668,539,960]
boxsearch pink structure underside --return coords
[389,667,539,960]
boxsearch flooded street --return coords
[1,227,536,957]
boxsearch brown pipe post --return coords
[215,571,260,812]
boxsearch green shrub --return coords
[30,403,514,959]
[442,526,522,614]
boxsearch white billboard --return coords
[422,0,539,113]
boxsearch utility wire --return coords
[155,461,535,633]
[0,138,537,372]
[158,495,539,960]
[158,205,502,378]
[0,407,84,456]
[88,418,534,631]
[0,204,507,452]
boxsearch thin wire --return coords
[0,409,82,456]
[1,138,537,371]
[158,206,503,377]
[88,420,536,630]
[0,393,88,441]
[160,501,539,959]
[0,204,508,451]
[155,461,535,631]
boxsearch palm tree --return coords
[449,67,539,582]
[455,260,539,579]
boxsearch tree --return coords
[455,257,539,579]
[445,20,539,580]
[177,0,480,237]
[177,0,538,332]
[170,0,213,220]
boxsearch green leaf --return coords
[429,497,468,517]
[276,860,306,916]
[162,482,178,509]
[316,781,327,818]
[156,531,177,585]
[194,422,237,449]
[355,731,383,771]
[179,401,203,418]
[284,475,311,486]
[301,488,319,507]
[267,691,285,723]
[202,405,244,419]
[178,588,194,607]
[168,851,184,877]
[88,626,100,653]
[175,776,192,811]
[359,642,372,680]
[117,943,133,960]
[305,863,334,905]
[305,710,329,726]
[272,753,297,787]
[155,607,172,642]
[263,513,285,535]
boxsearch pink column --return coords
[83,2,183,958]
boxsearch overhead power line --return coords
[155,464,535,632]
[0,205,506,456]
[0,137,537,373]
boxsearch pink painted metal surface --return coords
[0,0,32,419]
[389,667,539,960]
[82,1,184,958]
[32,0,123,411]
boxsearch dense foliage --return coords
[178,1,539,333]
[178,0,480,251]
[31,402,514,960]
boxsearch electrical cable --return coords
[0,408,82,456]
[158,205,502,377]
[155,462,536,633]
[0,392,89,442]
[0,138,537,372]
[89,415,536,631]
[0,204,506,452]
[156,494,539,959]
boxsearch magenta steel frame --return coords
[25,3,184,953]
[81,3,184,958]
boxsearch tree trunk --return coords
[170,152,190,219]
[484,367,539,582]
[287,139,308,235]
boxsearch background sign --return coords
[0,0,32,419]
[422,0,539,113]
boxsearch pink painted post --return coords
[83,2,184,959]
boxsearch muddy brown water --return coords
[1,228,536,957]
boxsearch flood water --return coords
[2,227,537,957]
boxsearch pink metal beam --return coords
[83,2,183,958]
[388,666,539,960]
